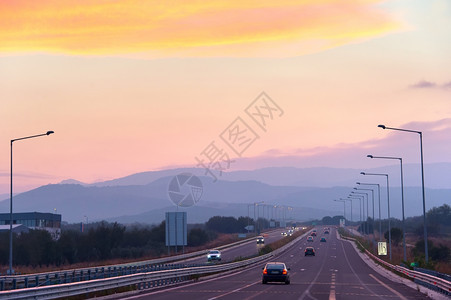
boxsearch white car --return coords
[207,249,221,261]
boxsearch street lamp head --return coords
[378,124,386,129]
[356,182,361,185]
[353,187,357,190]
[367,155,373,158]
[46,131,54,135]
[360,172,366,175]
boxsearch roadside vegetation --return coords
[332,204,450,275]
[0,215,268,275]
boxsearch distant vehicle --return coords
[262,262,290,284]
[307,236,314,242]
[305,247,315,256]
[312,229,317,232]
[257,236,265,244]
[207,250,221,262]
[324,230,330,234]
[281,232,287,236]
[311,232,317,237]
[320,237,326,242]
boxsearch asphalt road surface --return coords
[184,228,289,265]
[122,226,428,300]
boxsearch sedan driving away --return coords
[262,262,290,284]
[307,236,314,242]
[305,247,315,256]
[320,237,326,242]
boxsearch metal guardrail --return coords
[0,228,310,299]
[340,234,451,296]
[0,229,273,291]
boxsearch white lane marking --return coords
[207,280,259,300]
[369,274,408,300]
[329,289,336,300]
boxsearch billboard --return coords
[165,212,187,247]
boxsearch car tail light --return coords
[282,269,287,275]
[263,269,267,275]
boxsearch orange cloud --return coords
[0,0,401,57]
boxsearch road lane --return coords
[121,226,429,300]
[185,228,288,264]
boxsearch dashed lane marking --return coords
[369,274,408,300]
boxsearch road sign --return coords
[378,242,387,255]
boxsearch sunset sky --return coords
[0,0,450,194]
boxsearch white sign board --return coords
[378,242,387,255]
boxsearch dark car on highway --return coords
[305,247,315,256]
[257,236,265,244]
[262,262,290,284]
[307,236,314,242]
[320,237,326,242]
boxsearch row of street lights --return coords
[335,124,428,263]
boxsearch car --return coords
[262,262,290,284]
[305,247,315,256]
[320,237,326,242]
[257,236,265,244]
[307,236,314,242]
[207,250,221,262]
[281,232,287,236]
[311,232,317,237]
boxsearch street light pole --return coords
[367,154,407,262]
[334,199,346,220]
[352,191,368,234]
[355,188,374,235]
[9,130,54,275]
[361,172,391,261]
[340,198,352,222]
[357,183,381,240]
[378,124,428,263]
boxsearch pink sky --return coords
[0,0,450,194]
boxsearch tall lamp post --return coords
[9,130,54,275]
[340,198,352,222]
[355,188,374,235]
[352,191,369,234]
[348,195,363,222]
[368,154,407,262]
[378,124,428,263]
[334,199,346,220]
[357,182,381,240]
[361,172,392,261]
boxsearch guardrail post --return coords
[24,277,28,288]
[88,269,91,280]
[12,279,17,290]
[45,274,49,286]
[0,279,4,291]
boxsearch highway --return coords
[121,227,428,300]
[184,228,289,265]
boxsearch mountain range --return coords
[0,165,449,224]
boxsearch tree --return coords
[188,228,209,246]
[384,227,403,246]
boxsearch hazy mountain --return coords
[0,171,448,224]
[105,202,337,225]
[81,164,451,189]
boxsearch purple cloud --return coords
[442,81,451,89]
[409,80,437,89]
